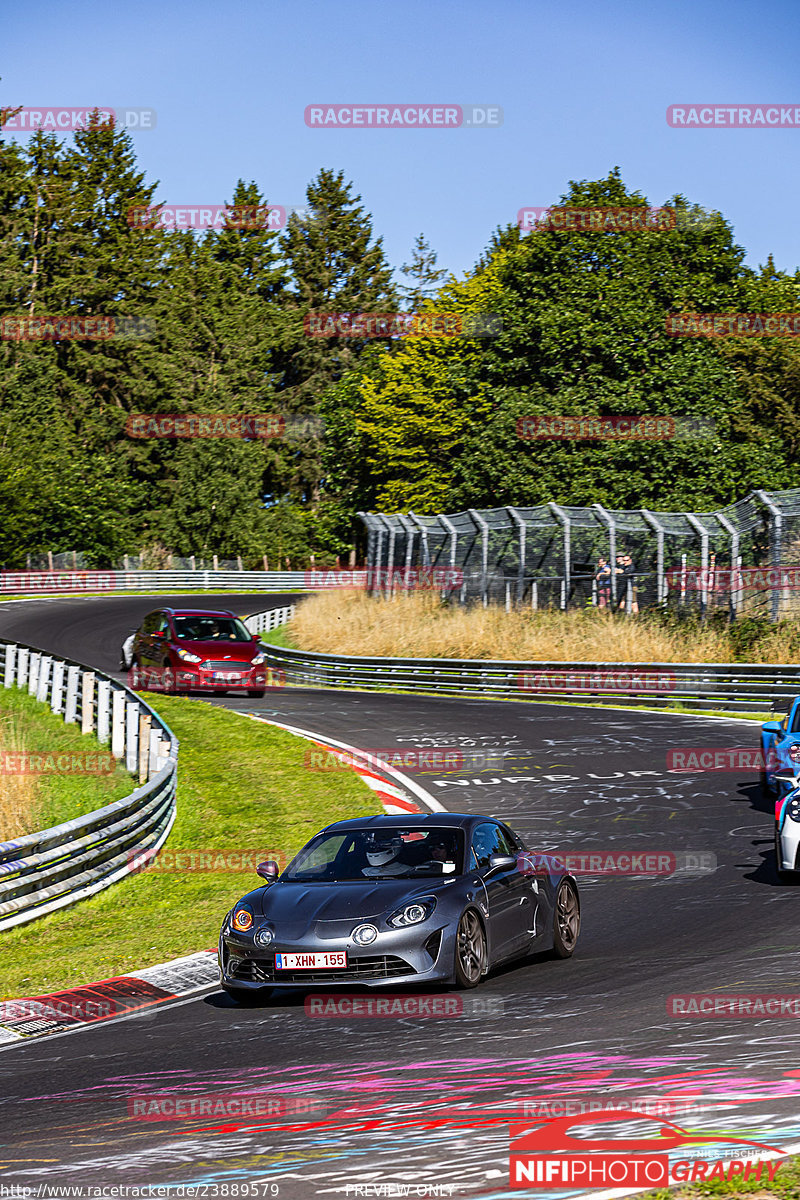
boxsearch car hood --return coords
[257,879,451,937]
[179,640,256,661]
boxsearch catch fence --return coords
[359,489,800,620]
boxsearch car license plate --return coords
[215,671,241,680]
[275,952,346,970]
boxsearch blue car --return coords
[760,697,800,796]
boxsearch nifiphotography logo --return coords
[509,1108,785,1188]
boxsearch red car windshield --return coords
[172,616,251,642]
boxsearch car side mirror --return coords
[762,721,784,734]
[252,633,261,642]
[774,770,799,783]
[488,853,517,869]
[152,629,165,638]
[256,860,280,881]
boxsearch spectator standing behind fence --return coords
[617,553,639,614]
[595,557,612,608]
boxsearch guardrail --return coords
[0,570,363,594]
[244,605,296,635]
[0,642,178,932]
[244,611,797,715]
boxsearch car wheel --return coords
[454,909,487,989]
[222,985,268,1006]
[248,689,266,699]
[552,879,580,958]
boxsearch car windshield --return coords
[173,616,251,642]
[283,827,465,881]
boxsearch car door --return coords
[469,822,535,960]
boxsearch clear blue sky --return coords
[4,0,799,284]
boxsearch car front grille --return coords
[201,661,251,672]
[231,955,416,983]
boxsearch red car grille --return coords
[201,660,253,672]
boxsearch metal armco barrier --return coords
[0,570,365,594]
[244,605,296,635]
[245,613,797,715]
[0,642,178,931]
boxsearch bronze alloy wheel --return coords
[455,909,486,988]
[553,879,580,958]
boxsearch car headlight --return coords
[353,923,378,945]
[789,745,800,763]
[254,927,273,947]
[232,906,254,932]
[251,652,266,666]
[387,897,437,928]
[176,648,202,664]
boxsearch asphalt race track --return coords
[2,593,800,1198]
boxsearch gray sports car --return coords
[218,813,580,1001]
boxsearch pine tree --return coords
[398,233,448,310]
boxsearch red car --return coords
[128,608,268,697]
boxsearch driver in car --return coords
[362,834,407,877]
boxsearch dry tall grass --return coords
[0,714,40,840]
[290,590,747,662]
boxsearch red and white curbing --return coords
[0,950,219,1044]
[252,717,444,816]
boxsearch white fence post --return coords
[64,665,80,723]
[4,644,16,688]
[81,671,96,734]
[148,725,161,777]
[37,656,52,703]
[96,679,111,743]
[17,648,29,689]
[125,700,140,775]
[111,688,126,758]
[138,712,151,783]
[28,652,40,697]
[51,660,65,713]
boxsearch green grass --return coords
[0,696,381,998]
[0,686,134,833]
[259,623,297,650]
[640,1152,799,1199]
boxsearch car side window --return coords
[156,614,170,637]
[141,612,158,635]
[470,822,503,871]
[790,706,800,734]
[495,826,518,855]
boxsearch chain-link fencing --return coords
[359,489,800,620]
